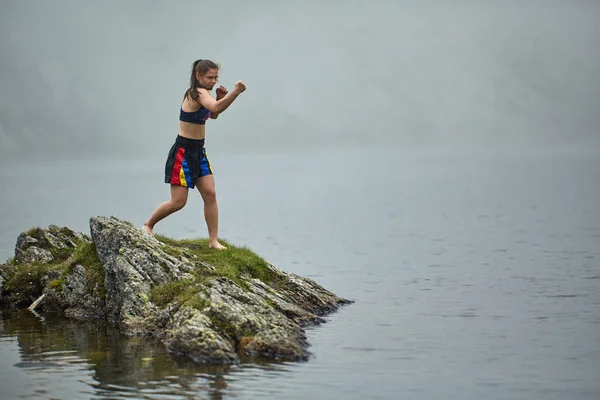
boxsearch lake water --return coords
[1,145,599,399]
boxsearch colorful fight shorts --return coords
[164,135,213,189]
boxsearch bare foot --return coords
[209,240,227,250]
[142,223,154,235]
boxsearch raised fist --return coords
[235,80,246,93]
[215,85,228,99]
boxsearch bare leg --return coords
[196,174,226,250]
[143,185,189,235]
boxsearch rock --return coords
[15,245,54,264]
[14,225,88,264]
[89,216,195,324]
[165,306,237,364]
[59,264,106,318]
[0,216,353,364]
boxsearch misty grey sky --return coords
[1,0,599,161]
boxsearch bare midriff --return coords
[178,121,206,140]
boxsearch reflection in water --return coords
[0,310,292,399]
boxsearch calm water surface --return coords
[1,146,599,399]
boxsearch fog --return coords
[1,0,599,161]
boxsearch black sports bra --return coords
[180,105,211,125]
[179,91,211,125]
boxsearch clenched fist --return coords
[235,80,247,93]
[215,85,228,99]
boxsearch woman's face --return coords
[197,68,219,90]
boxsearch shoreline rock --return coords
[0,216,353,364]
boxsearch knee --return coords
[202,188,217,203]
[171,197,187,210]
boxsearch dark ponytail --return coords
[187,59,219,102]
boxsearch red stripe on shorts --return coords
[170,147,186,185]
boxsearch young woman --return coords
[143,59,246,250]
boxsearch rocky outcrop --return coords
[0,216,352,364]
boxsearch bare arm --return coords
[198,81,246,114]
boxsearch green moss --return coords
[49,279,66,291]
[25,227,44,238]
[1,239,105,306]
[69,242,106,299]
[155,235,276,290]
[209,314,237,340]
[48,247,75,263]
[158,244,184,260]
[159,261,170,274]
[207,314,257,349]
[264,297,275,308]
[149,279,209,310]
[2,262,57,303]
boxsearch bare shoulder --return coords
[196,88,216,109]
[197,87,211,97]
